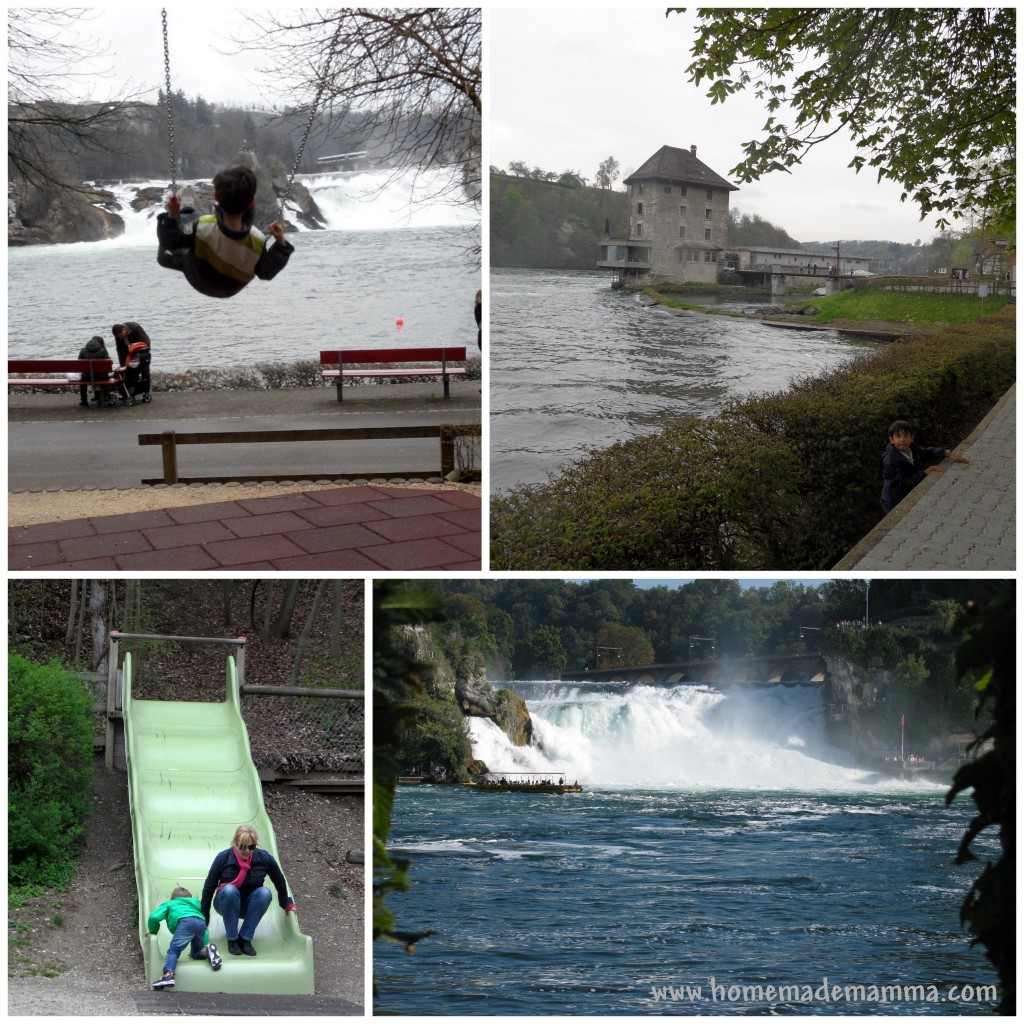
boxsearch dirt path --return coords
[8,762,365,1015]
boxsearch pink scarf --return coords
[222,846,253,890]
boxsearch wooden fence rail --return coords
[137,424,479,485]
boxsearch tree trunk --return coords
[74,581,88,664]
[330,581,344,661]
[222,581,234,627]
[271,581,301,639]
[262,582,277,640]
[65,579,80,646]
[90,579,109,674]
[291,581,327,684]
[122,580,135,633]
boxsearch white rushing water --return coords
[469,682,927,791]
[88,166,477,245]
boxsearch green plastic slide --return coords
[124,650,314,994]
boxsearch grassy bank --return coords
[491,306,1014,570]
[805,288,1012,327]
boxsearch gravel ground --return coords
[8,761,365,1015]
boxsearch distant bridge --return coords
[562,652,827,688]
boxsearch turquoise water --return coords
[377,677,997,1016]
[375,785,996,1015]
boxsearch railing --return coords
[137,424,479,485]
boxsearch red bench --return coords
[320,347,467,402]
[8,358,118,399]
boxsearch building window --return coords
[706,188,714,200]
[637,202,644,216]
[704,228,712,241]
[638,183,645,195]
[636,223,643,237]
[679,205,687,217]
[679,225,686,239]
[704,250,718,264]
[664,186,672,194]
[681,186,687,198]
[705,208,712,219]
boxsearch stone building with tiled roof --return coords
[598,144,738,286]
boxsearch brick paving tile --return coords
[10,519,98,544]
[165,501,251,524]
[140,521,239,550]
[60,530,153,562]
[87,509,178,535]
[431,490,482,509]
[203,534,308,566]
[437,508,482,531]
[115,546,221,570]
[268,549,390,570]
[293,503,391,528]
[235,493,322,515]
[56,557,122,569]
[10,540,69,569]
[443,531,482,558]
[222,511,316,539]
[306,486,396,507]
[285,523,390,555]
[365,513,467,543]
[365,536,473,570]
[367,495,462,518]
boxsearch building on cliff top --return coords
[598,144,738,288]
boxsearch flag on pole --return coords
[901,714,905,727]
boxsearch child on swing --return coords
[156,166,294,298]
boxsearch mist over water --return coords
[469,682,931,791]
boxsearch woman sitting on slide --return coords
[200,824,296,956]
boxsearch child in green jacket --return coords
[148,886,222,989]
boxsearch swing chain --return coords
[278,16,346,218]
[161,8,177,195]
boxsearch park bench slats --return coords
[319,347,467,402]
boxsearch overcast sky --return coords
[13,7,286,110]
[489,8,942,245]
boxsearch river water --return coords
[375,682,997,1016]
[490,269,882,491]
[8,170,480,372]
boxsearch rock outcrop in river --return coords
[9,172,326,246]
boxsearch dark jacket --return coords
[880,441,948,512]
[79,337,110,361]
[78,337,111,382]
[157,204,293,299]
[200,848,293,923]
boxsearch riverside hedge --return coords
[491,307,1014,570]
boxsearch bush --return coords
[491,307,1014,569]
[8,654,95,888]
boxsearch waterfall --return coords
[468,681,894,790]
[90,166,478,246]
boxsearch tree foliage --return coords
[946,583,1015,1014]
[679,7,1016,229]
[8,654,95,889]
[372,582,446,954]
[243,9,481,213]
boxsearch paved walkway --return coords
[9,484,480,570]
[835,386,1015,570]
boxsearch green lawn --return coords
[808,288,1011,327]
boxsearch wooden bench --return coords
[8,358,117,399]
[319,347,467,402]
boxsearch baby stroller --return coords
[116,341,152,405]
